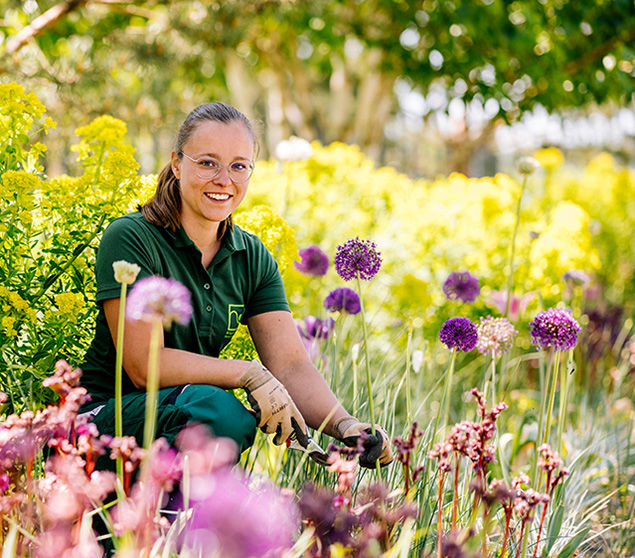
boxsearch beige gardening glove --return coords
[238,360,309,447]
[332,416,394,468]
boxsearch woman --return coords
[80,102,393,469]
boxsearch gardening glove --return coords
[238,360,309,447]
[332,416,394,468]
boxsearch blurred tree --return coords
[1,0,633,175]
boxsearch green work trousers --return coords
[86,384,257,472]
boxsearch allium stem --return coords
[452,454,459,531]
[143,319,163,450]
[542,351,562,456]
[532,349,553,485]
[440,349,457,434]
[356,275,377,437]
[556,349,574,454]
[437,471,445,558]
[406,317,413,425]
[114,283,128,489]
[505,174,527,318]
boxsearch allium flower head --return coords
[112,260,141,285]
[443,271,480,303]
[439,317,478,352]
[295,245,329,276]
[324,287,361,315]
[126,276,193,329]
[476,316,517,357]
[529,307,581,352]
[561,269,590,289]
[517,156,541,175]
[334,237,382,281]
[275,136,313,162]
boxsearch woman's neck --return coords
[182,218,222,267]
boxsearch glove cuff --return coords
[332,416,360,440]
[237,360,271,391]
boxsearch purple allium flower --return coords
[294,245,330,276]
[442,271,480,303]
[184,469,298,557]
[439,317,478,352]
[529,307,581,352]
[324,287,361,315]
[561,269,590,289]
[334,237,382,281]
[476,316,518,357]
[126,276,192,329]
[302,316,333,340]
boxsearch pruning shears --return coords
[286,432,331,466]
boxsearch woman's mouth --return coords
[205,192,230,201]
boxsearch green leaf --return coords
[545,503,565,553]
[556,526,590,558]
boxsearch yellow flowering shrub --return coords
[0,85,144,411]
[234,205,298,276]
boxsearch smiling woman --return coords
[78,101,394,479]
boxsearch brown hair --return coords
[139,102,258,238]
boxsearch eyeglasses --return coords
[180,152,254,183]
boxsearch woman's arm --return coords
[247,310,352,437]
[103,297,250,389]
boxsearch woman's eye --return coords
[231,162,248,171]
[199,159,219,168]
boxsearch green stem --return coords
[531,349,552,485]
[505,175,527,318]
[542,350,562,453]
[441,349,457,433]
[356,275,376,435]
[114,283,128,489]
[490,351,497,405]
[406,317,413,425]
[143,320,163,450]
[556,349,573,454]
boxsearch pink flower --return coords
[488,290,534,321]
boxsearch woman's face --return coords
[172,119,254,234]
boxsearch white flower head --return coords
[517,156,541,176]
[113,260,141,285]
[275,136,313,162]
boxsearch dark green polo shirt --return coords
[80,211,290,404]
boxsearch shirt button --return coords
[206,305,212,312]
[204,283,211,290]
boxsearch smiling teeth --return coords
[206,193,230,200]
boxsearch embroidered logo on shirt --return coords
[225,304,245,338]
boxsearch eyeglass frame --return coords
[179,151,254,183]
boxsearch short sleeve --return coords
[94,215,159,303]
[242,238,290,321]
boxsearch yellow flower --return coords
[234,205,298,275]
[533,147,564,171]
[55,292,84,316]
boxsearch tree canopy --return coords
[2,0,634,174]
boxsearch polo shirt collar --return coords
[166,221,247,253]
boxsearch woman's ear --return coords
[171,151,181,180]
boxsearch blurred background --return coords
[2,0,634,178]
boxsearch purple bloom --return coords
[529,307,581,352]
[443,271,480,303]
[334,237,382,281]
[184,469,298,557]
[295,245,330,276]
[561,269,590,288]
[439,317,478,352]
[324,287,361,315]
[126,276,193,329]
[476,316,517,357]
[300,316,333,341]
